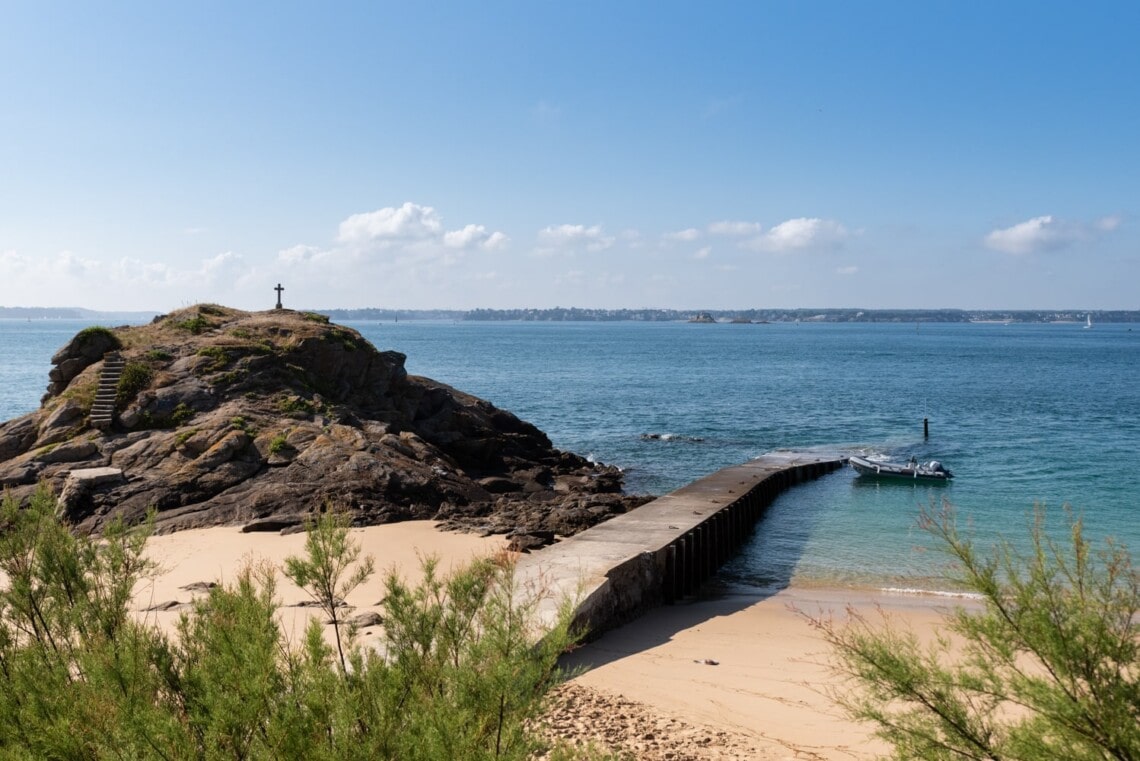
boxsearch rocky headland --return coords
[0,305,649,543]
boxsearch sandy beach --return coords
[134,521,507,645]
[126,523,965,760]
[553,587,964,760]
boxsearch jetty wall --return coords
[515,451,846,638]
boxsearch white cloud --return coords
[278,244,327,264]
[985,213,1123,254]
[444,224,490,249]
[113,257,174,287]
[664,227,701,242]
[537,224,614,251]
[482,231,509,250]
[709,220,762,237]
[694,246,711,260]
[1,249,98,280]
[750,217,849,252]
[337,202,444,246]
[836,265,858,275]
[50,250,99,278]
[984,215,1062,254]
[333,202,507,259]
[197,251,253,287]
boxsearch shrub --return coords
[808,503,1140,760]
[75,325,122,350]
[171,402,194,426]
[196,345,229,370]
[174,427,199,447]
[284,509,375,673]
[0,489,579,760]
[302,311,330,324]
[278,395,316,416]
[172,315,211,334]
[116,361,154,408]
[268,433,290,455]
[145,348,172,361]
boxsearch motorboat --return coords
[849,454,953,481]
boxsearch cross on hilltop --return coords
[274,283,284,309]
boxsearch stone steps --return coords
[90,351,125,429]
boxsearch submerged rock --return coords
[0,305,650,538]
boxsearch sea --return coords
[3,317,1138,597]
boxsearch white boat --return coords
[1085,315,1093,329]
[849,455,953,481]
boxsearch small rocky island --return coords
[0,305,648,546]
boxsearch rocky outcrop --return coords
[0,305,649,539]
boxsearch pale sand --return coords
[559,587,967,760]
[127,526,963,759]
[133,521,506,644]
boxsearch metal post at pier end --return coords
[924,417,929,439]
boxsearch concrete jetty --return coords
[515,450,847,637]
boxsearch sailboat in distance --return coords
[1085,314,1093,329]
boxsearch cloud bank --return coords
[984,214,1122,254]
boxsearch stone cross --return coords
[274,283,284,309]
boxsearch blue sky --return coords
[2,2,1137,312]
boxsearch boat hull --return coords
[849,455,953,482]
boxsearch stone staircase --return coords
[90,351,125,429]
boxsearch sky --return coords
[2,2,1138,313]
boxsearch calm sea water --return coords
[3,318,1138,594]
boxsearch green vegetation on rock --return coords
[196,345,229,370]
[172,314,211,334]
[116,361,154,409]
[268,432,291,455]
[75,325,122,350]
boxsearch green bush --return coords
[172,315,211,334]
[116,361,154,408]
[0,489,579,760]
[268,433,291,455]
[75,325,122,350]
[810,503,1140,760]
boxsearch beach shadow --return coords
[559,590,774,674]
[561,469,846,673]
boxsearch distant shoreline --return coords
[4,306,1139,323]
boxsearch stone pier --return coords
[515,451,847,638]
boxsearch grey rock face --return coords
[0,305,651,539]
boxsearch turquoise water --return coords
[3,318,1138,594]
